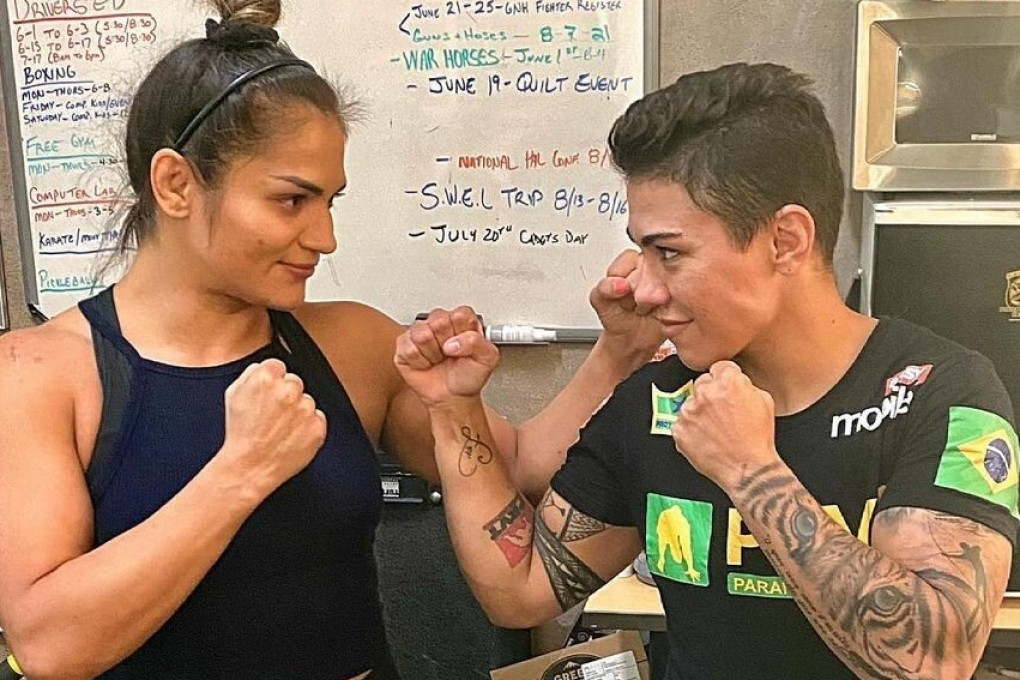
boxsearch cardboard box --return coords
[490,630,649,680]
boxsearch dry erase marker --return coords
[485,324,556,344]
[485,325,601,344]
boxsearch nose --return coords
[630,255,670,311]
[302,205,337,255]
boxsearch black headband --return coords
[172,58,316,152]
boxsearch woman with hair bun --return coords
[0,1,662,678]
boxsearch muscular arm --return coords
[0,329,322,680]
[507,337,654,498]
[428,399,642,627]
[471,251,665,497]
[730,463,1013,680]
[308,302,653,498]
[384,335,647,498]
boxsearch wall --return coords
[0,1,862,401]
[0,78,31,332]
[488,0,862,419]
[0,0,861,670]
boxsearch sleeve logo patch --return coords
[650,381,693,435]
[884,364,933,396]
[935,406,1019,519]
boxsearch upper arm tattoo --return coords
[541,493,609,542]
[871,509,998,648]
[735,463,1011,680]
[533,491,609,612]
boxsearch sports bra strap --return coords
[79,288,139,501]
[268,310,366,423]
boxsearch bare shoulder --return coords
[293,301,404,347]
[291,302,406,445]
[291,301,404,375]
[0,312,103,602]
[0,309,95,388]
[0,308,103,468]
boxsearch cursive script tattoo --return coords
[457,426,494,477]
[484,494,534,568]
[733,463,1004,680]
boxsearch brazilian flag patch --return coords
[935,406,1019,519]
[650,381,693,435]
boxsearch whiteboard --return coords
[1,0,654,328]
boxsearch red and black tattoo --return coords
[484,493,534,568]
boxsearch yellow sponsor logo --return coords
[656,505,702,583]
[727,573,791,599]
[646,494,712,587]
[726,498,878,566]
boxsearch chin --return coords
[672,345,731,372]
[677,355,713,372]
[270,296,306,312]
[263,286,307,312]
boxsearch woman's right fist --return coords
[221,359,327,493]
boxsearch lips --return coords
[281,262,317,278]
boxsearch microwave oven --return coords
[853,1,1020,191]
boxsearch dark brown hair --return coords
[609,62,845,265]
[117,0,355,254]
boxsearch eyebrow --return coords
[627,230,684,248]
[270,175,347,197]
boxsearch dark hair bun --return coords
[208,0,281,27]
[205,17,279,48]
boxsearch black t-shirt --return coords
[552,317,1019,680]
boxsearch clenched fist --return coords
[671,361,779,492]
[220,359,327,496]
[394,306,499,410]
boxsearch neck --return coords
[735,275,877,416]
[111,245,273,367]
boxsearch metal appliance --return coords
[859,194,1020,426]
[853,0,1020,191]
[853,2,1020,596]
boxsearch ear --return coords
[770,204,816,275]
[150,149,200,219]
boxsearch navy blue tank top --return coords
[79,287,390,679]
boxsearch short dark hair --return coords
[608,62,845,265]
[117,0,356,255]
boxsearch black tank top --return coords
[79,287,390,679]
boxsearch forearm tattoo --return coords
[484,493,534,568]
[734,463,997,680]
[457,426,493,477]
